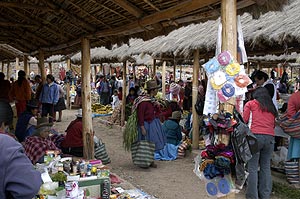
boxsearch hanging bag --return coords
[94,139,111,165]
[278,111,300,138]
[232,109,258,163]
[131,139,155,168]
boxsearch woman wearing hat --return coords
[132,80,166,168]
[15,99,39,142]
[0,101,42,199]
[155,111,183,160]
[61,109,84,157]
[24,117,60,164]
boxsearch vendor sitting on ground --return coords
[15,100,39,142]
[164,111,182,146]
[61,110,84,157]
[24,117,60,164]
[154,111,183,161]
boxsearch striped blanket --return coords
[279,111,300,138]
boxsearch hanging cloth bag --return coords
[131,139,155,168]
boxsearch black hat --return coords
[27,99,39,108]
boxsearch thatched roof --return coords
[114,0,297,59]
[249,52,300,63]
[0,0,287,58]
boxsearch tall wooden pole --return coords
[133,64,136,82]
[221,0,237,58]
[94,65,97,82]
[15,57,19,79]
[180,65,183,80]
[192,49,200,149]
[39,50,46,82]
[49,62,53,74]
[162,61,166,99]
[221,0,237,198]
[173,58,176,82]
[23,55,29,78]
[66,59,71,109]
[81,37,94,160]
[277,64,281,78]
[7,62,10,79]
[1,61,4,72]
[121,60,127,126]
[152,59,156,78]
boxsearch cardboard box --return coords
[78,177,110,198]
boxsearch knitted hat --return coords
[169,111,182,120]
[145,80,160,90]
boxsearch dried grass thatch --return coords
[0,0,287,57]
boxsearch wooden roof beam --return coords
[7,8,72,41]
[64,0,112,29]
[45,1,96,32]
[1,27,50,46]
[0,21,37,28]
[37,0,221,53]
[143,0,160,11]
[110,0,145,18]
[0,2,52,11]
[93,0,221,37]
[92,0,133,22]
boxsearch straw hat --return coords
[145,80,160,90]
[169,111,182,120]
[36,117,53,129]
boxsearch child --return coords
[112,90,120,109]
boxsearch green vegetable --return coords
[50,172,67,182]
[123,110,138,151]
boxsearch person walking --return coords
[39,74,59,123]
[243,87,278,199]
[132,80,166,168]
[54,83,66,122]
[9,70,32,116]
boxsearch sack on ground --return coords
[131,140,155,168]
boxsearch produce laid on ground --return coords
[108,104,122,125]
[92,103,113,115]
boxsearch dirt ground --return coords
[54,109,281,199]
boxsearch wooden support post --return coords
[192,49,200,149]
[277,64,281,78]
[49,62,53,74]
[152,59,156,78]
[221,0,237,58]
[133,64,136,82]
[291,67,293,79]
[247,62,250,74]
[81,37,94,160]
[121,60,127,126]
[66,59,71,109]
[23,55,29,78]
[38,50,46,82]
[221,0,237,198]
[7,62,10,79]
[100,63,103,75]
[162,61,166,99]
[15,57,19,79]
[1,61,4,72]
[94,65,97,82]
[180,65,183,80]
[173,59,176,82]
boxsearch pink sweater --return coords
[243,100,275,136]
